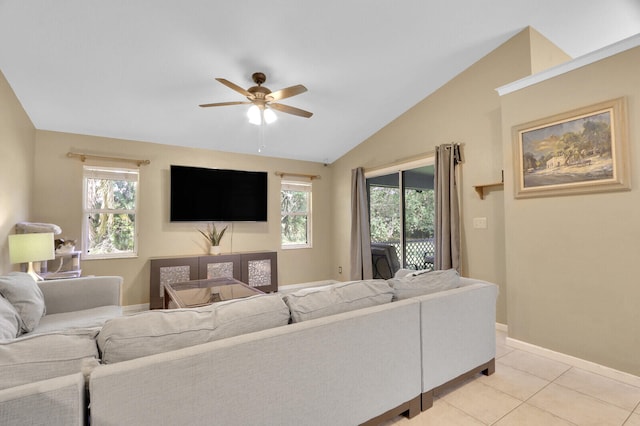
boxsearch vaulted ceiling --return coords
[1,1,639,163]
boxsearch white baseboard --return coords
[503,334,640,388]
[122,303,149,314]
[495,322,508,332]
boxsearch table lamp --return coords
[8,233,55,281]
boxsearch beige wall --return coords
[330,28,569,324]
[9,26,636,376]
[500,46,640,376]
[32,131,332,306]
[0,70,36,273]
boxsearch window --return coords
[82,166,139,259]
[367,159,435,270]
[280,181,312,249]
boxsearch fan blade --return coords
[270,102,313,118]
[199,101,251,108]
[215,78,254,98]
[267,84,307,102]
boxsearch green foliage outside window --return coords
[281,187,310,246]
[85,175,137,256]
[369,186,434,242]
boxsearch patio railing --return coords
[374,238,435,270]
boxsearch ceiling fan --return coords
[199,72,313,124]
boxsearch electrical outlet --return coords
[338,266,343,274]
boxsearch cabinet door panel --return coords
[241,252,278,293]
[150,258,199,309]
[199,255,241,280]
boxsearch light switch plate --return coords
[473,217,488,229]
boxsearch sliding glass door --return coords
[367,162,435,270]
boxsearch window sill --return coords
[281,244,312,250]
[84,253,139,261]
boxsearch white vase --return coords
[209,246,221,255]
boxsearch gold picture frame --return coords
[513,97,630,199]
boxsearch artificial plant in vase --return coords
[198,223,228,255]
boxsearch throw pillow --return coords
[283,279,394,323]
[0,273,46,333]
[387,268,461,300]
[0,295,21,340]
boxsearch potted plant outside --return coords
[198,223,228,255]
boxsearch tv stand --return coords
[149,251,277,309]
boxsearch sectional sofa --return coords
[0,271,497,426]
[0,274,123,425]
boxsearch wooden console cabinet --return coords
[149,251,277,309]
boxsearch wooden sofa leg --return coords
[421,358,496,412]
[407,395,421,418]
[359,395,422,425]
[482,358,496,376]
[421,391,434,411]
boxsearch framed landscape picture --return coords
[513,97,630,199]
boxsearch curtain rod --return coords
[67,152,151,167]
[364,151,435,175]
[274,171,320,180]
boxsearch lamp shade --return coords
[247,105,262,125]
[8,233,55,264]
[263,108,277,124]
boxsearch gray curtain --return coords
[434,143,461,272]
[350,167,373,280]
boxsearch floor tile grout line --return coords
[550,380,638,415]
[448,374,525,425]
[526,369,582,426]
[622,411,635,425]
[503,339,640,392]
[434,395,491,425]
[492,353,639,424]
[503,348,640,402]
[552,366,640,415]
[483,366,579,426]
[494,356,572,383]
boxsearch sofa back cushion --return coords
[0,329,100,390]
[387,268,461,300]
[97,293,290,364]
[0,296,21,340]
[0,273,46,333]
[282,279,394,323]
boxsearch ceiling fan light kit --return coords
[263,107,277,124]
[247,104,277,125]
[200,72,313,125]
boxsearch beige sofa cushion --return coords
[33,305,123,334]
[97,293,290,364]
[0,296,21,340]
[282,279,394,323]
[0,273,46,333]
[387,268,461,300]
[0,329,100,390]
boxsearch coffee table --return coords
[163,277,263,309]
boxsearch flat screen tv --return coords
[170,165,268,222]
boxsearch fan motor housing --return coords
[248,85,271,100]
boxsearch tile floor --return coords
[383,330,640,426]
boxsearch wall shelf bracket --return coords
[474,170,504,199]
